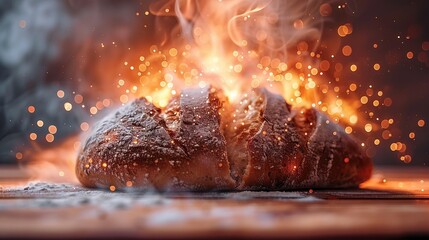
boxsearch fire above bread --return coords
[76,86,372,191]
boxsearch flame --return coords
[25,136,80,183]
[22,0,390,182]
[136,0,325,104]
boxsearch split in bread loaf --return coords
[76,86,372,191]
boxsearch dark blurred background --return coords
[0,0,428,166]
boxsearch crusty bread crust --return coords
[76,86,235,191]
[76,86,372,191]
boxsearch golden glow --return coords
[74,94,84,104]
[373,100,380,107]
[364,123,372,132]
[90,107,98,115]
[337,25,351,37]
[320,60,330,71]
[30,133,37,140]
[319,3,332,17]
[27,106,35,113]
[374,139,380,145]
[47,125,57,134]
[64,102,72,111]
[23,1,417,182]
[169,48,178,56]
[46,134,55,143]
[37,120,44,127]
[345,126,353,134]
[342,45,352,56]
[360,96,368,104]
[102,99,111,107]
[373,63,380,71]
[349,115,358,124]
[80,122,90,132]
[120,94,129,104]
[15,152,23,160]
[57,90,65,98]
[126,181,133,187]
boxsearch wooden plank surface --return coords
[1,167,429,238]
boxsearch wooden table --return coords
[1,166,429,239]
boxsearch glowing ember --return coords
[27,106,35,113]
[17,0,428,182]
[64,102,72,111]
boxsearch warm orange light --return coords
[37,120,44,127]
[342,45,352,56]
[57,90,65,98]
[24,1,415,183]
[15,152,23,160]
[373,63,380,71]
[27,106,35,113]
[80,122,90,132]
[64,102,72,111]
[46,134,55,143]
[48,125,57,134]
[74,94,84,104]
[30,133,37,140]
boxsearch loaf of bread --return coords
[76,86,372,191]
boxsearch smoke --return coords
[0,0,145,164]
[150,0,322,63]
[0,0,323,165]
[0,0,74,163]
[146,0,324,102]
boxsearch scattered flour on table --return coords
[1,182,322,215]
[0,181,324,227]
[1,181,171,210]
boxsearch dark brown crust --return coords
[226,88,306,190]
[292,108,372,188]
[171,87,235,190]
[223,89,265,185]
[76,86,235,191]
[228,89,372,190]
[76,86,372,191]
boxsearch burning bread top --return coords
[76,86,372,191]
